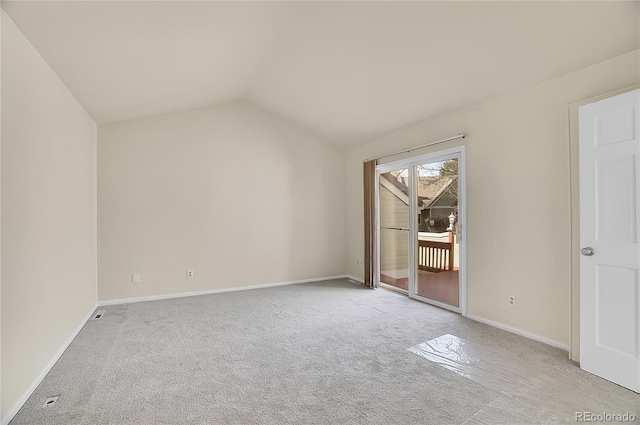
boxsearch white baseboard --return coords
[98,275,349,307]
[2,303,99,425]
[465,313,570,351]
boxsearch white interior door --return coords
[579,88,640,393]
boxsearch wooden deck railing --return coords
[418,239,454,272]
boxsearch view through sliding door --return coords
[377,148,465,313]
[378,168,410,292]
[413,157,460,309]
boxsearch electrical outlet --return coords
[131,272,141,283]
[508,295,516,307]
[186,269,194,279]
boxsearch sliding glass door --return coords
[377,148,465,313]
[378,168,410,292]
[414,158,460,308]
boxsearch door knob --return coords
[581,247,595,256]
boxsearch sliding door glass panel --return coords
[415,159,460,307]
[379,169,409,290]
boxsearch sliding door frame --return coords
[376,146,467,316]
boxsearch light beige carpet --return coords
[10,279,639,424]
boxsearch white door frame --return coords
[577,88,640,392]
[376,146,467,315]
[569,85,640,362]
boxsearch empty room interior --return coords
[1,1,640,424]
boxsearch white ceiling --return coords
[3,1,639,146]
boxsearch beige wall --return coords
[98,102,346,302]
[346,50,640,349]
[1,11,97,421]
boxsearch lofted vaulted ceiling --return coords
[2,1,639,146]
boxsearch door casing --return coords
[577,88,640,392]
[569,85,640,361]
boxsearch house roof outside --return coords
[381,173,456,209]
